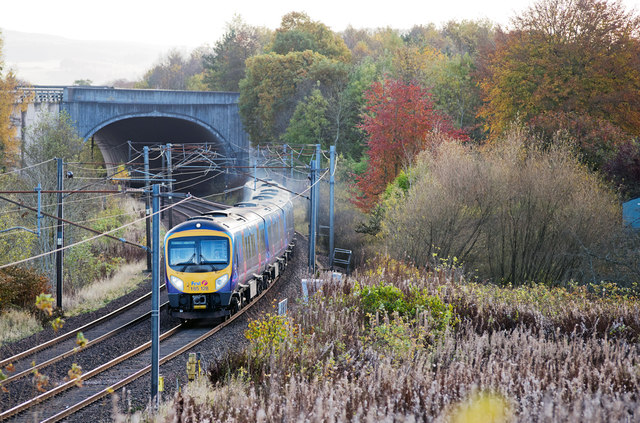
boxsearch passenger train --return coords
[163,180,295,320]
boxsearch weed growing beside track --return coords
[140,257,640,422]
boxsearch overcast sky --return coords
[2,0,640,85]
[0,0,609,48]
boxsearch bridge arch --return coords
[60,86,250,182]
[13,86,251,195]
[85,111,235,165]
[85,111,231,146]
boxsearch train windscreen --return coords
[168,236,229,271]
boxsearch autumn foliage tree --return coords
[479,0,640,144]
[269,12,351,62]
[0,31,19,169]
[239,50,347,143]
[353,79,462,211]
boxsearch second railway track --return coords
[1,185,304,422]
[0,251,292,422]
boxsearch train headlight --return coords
[169,275,184,291]
[215,274,229,290]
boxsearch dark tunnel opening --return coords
[90,116,242,197]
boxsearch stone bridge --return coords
[15,86,250,192]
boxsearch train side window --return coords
[269,217,275,252]
[250,229,256,262]
[242,231,247,262]
[258,223,264,253]
[247,230,252,262]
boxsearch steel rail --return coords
[42,271,282,423]
[0,325,183,421]
[175,203,211,216]
[171,207,191,220]
[1,230,293,420]
[0,303,169,389]
[0,284,165,369]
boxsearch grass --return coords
[131,256,640,422]
[0,309,42,347]
[0,260,147,346]
[293,196,309,236]
[65,260,146,316]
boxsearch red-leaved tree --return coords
[352,79,464,211]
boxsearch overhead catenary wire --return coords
[173,170,225,193]
[0,195,191,271]
[0,194,149,251]
[0,158,57,178]
[0,189,132,216]
[0,207,145,239]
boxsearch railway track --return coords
[0,256,288,422]
[0,289,159,371]
[0,285,168,417]
[1,185,288,421]
[167,196,231,224]
[0,301,168,390]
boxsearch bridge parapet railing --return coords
[16,86,64,103]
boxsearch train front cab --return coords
[164,225,237,320]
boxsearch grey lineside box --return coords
[301,273,343,303]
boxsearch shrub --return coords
[382,129,620,285]
[148,266,640,423]
[603,138,640,200]
[0,266,50,312]
[356,281,458,335]
[244,312,297,361]
[357,283,406,315]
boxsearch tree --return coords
[239,50,347,143]
[528,111,632,168]
[203,16,270,91]
[479,0,640,139]
[391,45,444,85]
[353,79,462,211]
[0,31,20,170]
[391,24,491,139]
[430,53,484,137]
[322,60,377,158]
[20,111,87,282]
[24,111,84,167]
[73,79,93,86]
[603,138,640,199]
[280,59,377,157]
[282,89,330,147]
[137,48,207,90]
[440,19,495,57]
[106,78,137,88]
[269,12,351,62]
